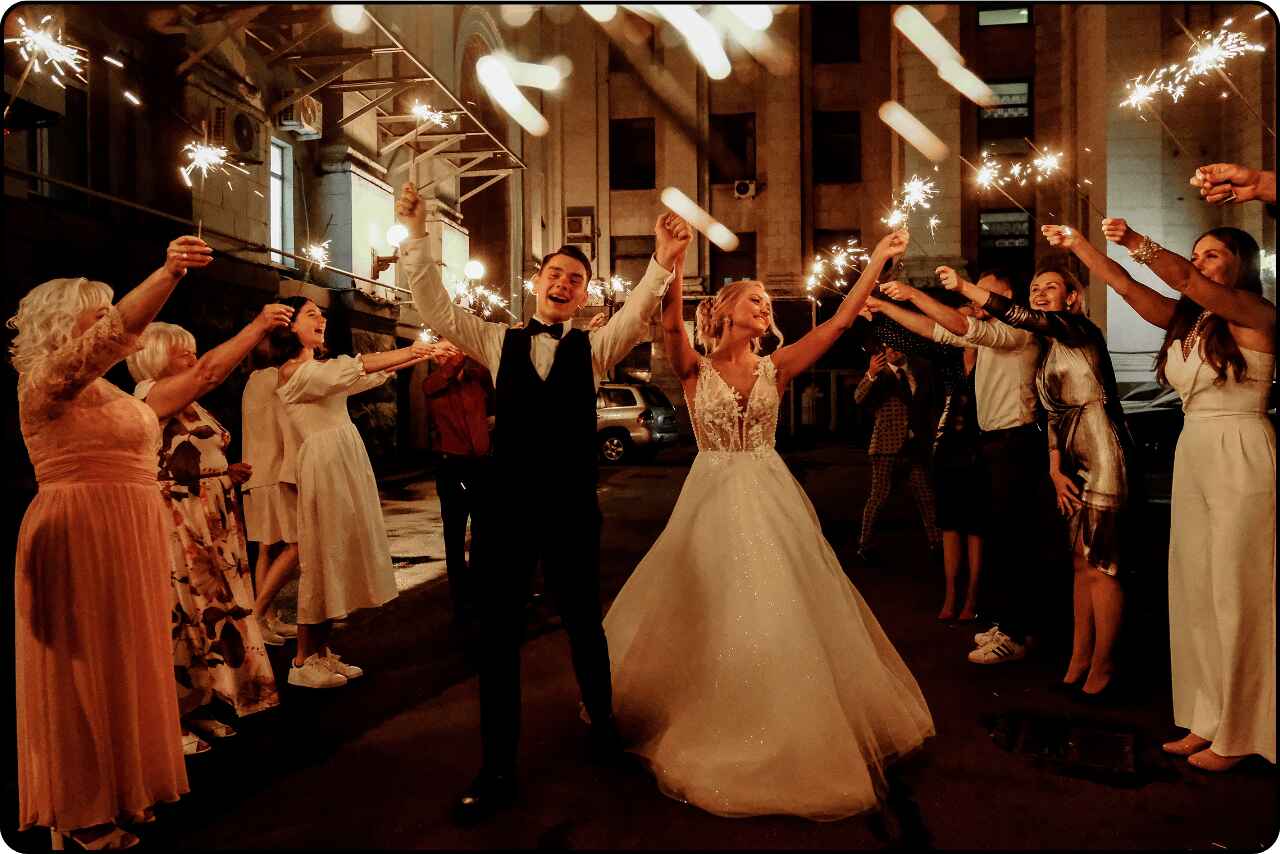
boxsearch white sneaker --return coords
[268,612,298,638]
[320,650,363,680]
[967,631,1028,664]
[257,615,286,647]
[973,624,1001,646]
[288,653,348,688]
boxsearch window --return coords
[977,81,1033,155]
[611,235,656,288]
[978,210,1033,283]
[811,3,860,63]
[980,82,1031,121]
[709,113,756,184]
[268,139,294,266]
[812,111,861,184]
[978,6,1030,26]
[609,118,656,190]
[598,387,639,408]
[709,231,756,293]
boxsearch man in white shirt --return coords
[874,269,1051,665]
[395,182,690,823]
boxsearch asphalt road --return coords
[3,440,1275,851]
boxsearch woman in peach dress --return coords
[10,236,211,849]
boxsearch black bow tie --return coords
[526,318,564,340]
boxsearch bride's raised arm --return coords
[660,249,698,388]
[771,229,909,387]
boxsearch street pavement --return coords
[4,440,1275,851]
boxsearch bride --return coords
[602,227,934,821]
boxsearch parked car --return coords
[1119,381,1177,414]
[596,381,680,463]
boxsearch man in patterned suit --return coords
[853,343,941,565]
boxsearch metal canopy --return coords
[219,4,522,203]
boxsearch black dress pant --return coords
[471,495,613,775]
[978,424,1051,643]
[436,454,491,617]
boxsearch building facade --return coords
[4,3,1275,480]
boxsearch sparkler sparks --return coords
[418,328,439,345]
[410,101,451,128]
[453,280,511,319]
[6,16,87,78]
[180,142,231,187]
[303,240,331,269]
[807,237,873,296]
[882,175,939,231]
[1186,27,1265,76]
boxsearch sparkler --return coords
[1120,18,1272,141]
[1024,138,1106,220]
[452,279,516,321]
[408,100,451,188]
[1173,18,1274,139]
[4,15,88,118]
[881,175,939,233]
[806,237,873,300]
[960,155,1036,225]
[303,240,331,270]
[418,328,439,345]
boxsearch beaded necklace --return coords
[1181,310,1212,361]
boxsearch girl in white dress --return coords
[603,229,934,820]
[1044,221,1275,772]
[242,353,304,646]
[270,296,432,688]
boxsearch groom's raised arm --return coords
[397,184,505,376]
[591,213,691,378]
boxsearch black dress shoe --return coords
[452,771,517,826]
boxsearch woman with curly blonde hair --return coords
[10,236,211,849]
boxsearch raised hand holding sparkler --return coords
[1191,163,1277,205]
[935,266,963,292]
[163,236,215,279]
[1040,224,1079,249]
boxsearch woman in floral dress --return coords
[128,307,293,749]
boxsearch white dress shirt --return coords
[401,236,674,389]
[932,317,1040,432]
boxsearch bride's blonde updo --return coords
[694,279,785,354]
[7,277,115,377]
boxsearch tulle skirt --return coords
[604,448,934,820]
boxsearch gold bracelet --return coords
[1128,235,1162,266]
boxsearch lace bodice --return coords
[690,356,780,453]
[17,306,162,483]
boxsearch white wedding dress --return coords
[603,355,935,821]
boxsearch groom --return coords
[396,183,690,823]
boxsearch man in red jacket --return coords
[423,340,494,625]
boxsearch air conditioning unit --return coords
[276,92,322,140]
[210,103,265,163]
[732,179,757,199]
[566,240,595,262]
[566,215,593,238]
